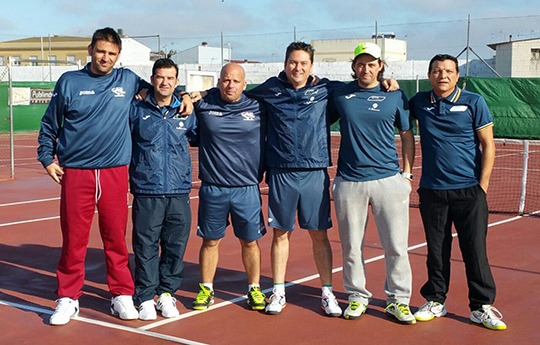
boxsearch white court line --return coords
[138,214,527,331]
[0,195,200,227]
[0,197,60,207]
[0,300,208,345]
[0,200,535,340]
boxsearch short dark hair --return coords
[285,41,315,64]
[90,27,122,51]
[152,58,179,78]
[428,54,459,74]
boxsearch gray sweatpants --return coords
[332,173,412,305]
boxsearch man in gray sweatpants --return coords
[330,42,416,324]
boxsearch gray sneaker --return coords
[385,303,416,324]
[343,301,367,320]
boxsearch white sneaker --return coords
[414,301,447,321]
[344,301,367,320]
[265,293,286,315]
[156,292,180,318]
[49,298,79,326]
[470,305,507,330]
[321,293,342,317]
[138,300,157,320]
[110,295,138,320]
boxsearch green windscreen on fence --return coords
[398,77,540,139]
[466,78,540,139]
[0,82,55,132]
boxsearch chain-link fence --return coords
[0,59,79,180]
[149,14,540,67]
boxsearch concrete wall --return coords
[0,58,499,84]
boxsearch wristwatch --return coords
[401,172,413,181]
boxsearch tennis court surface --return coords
[1,132,539,344]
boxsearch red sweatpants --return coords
[56,166,134,299]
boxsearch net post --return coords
[518,140,529,215]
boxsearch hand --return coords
[381,78,400,92]
[45,162,63,184]
[189,91,204,102]
[135,88,148,101]
[179,93,194,115]
[479,182,489,194]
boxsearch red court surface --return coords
[1,132,539,344]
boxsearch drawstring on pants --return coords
[94,169,102,203]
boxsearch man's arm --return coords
[399,129,415,185]
[477,125,495,193]
[37,82,64,184]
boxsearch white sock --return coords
[248,283,260,292]
[202,283,214,291]
[322,285,333,297]
[273,283,285,296]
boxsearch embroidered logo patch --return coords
[111,87,126,97]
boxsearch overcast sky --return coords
[2,0,539,61]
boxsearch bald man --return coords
[192,64,268,311]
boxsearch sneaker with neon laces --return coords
[193,284,215,310]
[247,287,266,310]
[49,297,79,326]
[157,292,180,318]
[343,301,367,320]
[138,300,157,320]
[414,301,447,321]
[322,293,342,317]
[265,293,286,315]
[470,305,507,330]
[385,303,416,324]
[110,295,139,320]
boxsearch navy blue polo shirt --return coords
[332,82,411,182]
[195,88,266,187]
[409,87,493,189]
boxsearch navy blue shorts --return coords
[197,183,266,241]
[267,168,332,231]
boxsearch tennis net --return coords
[189,135,540,217]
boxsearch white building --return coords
[488,37,540,77]
[116,37,152,66]
[171,42,232,66]
[311,35,407,63]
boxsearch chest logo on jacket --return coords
[111,87,126,97]
[176,121,187,130]
[241,111,256,121]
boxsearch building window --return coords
[67,55,76,63]
[12,56,21,66]
[0,56,4,65]
[30,56,38,66]
[531,48,540,60]
[49,55,57,66]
